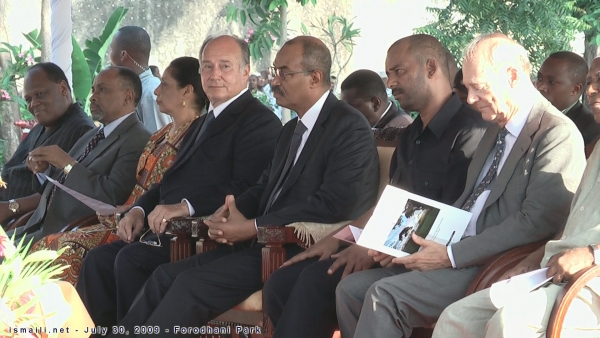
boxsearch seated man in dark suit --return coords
[536,51,600,146]
[263,34,489,338]
[8,66,151,244]
[77,35,282,331]
[110,35,379,337]
[336,33,587,338]
[340,69,413,129]
[0,63,94,221]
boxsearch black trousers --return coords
[76,234,171,332]
[111,244,303,338]
[263,257,344,338]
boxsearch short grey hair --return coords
[200,35,250,72]
[463,33,532,75]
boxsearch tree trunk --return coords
[279,5,292,124]
[40,0,52,62]
[0,0,24,164]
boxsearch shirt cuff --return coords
[447,245,457,268]
[182,198,194,216]
[254,219,258,231]
[131,206,145,218]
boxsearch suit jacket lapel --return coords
[171,91,253,172]
[454,124,498,208]
[276,93,337,198]
[77,114,137,167]
[482,102,542,209]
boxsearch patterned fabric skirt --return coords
[30,224,120,286]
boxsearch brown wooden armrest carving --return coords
[547,265,600,338]
[4,210,35,231]
[257,226,301,284]
[466,241,546,295]
[166,217,215,262]
[59,214,99,232]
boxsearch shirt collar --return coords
[298,91,329,133]
[373,102,393,127]
[208,88,248,118]
[138,68,153,82]
[562,100,579,115]
[504,94,536,138]
[425,93,462,139]
[102,112,134,137]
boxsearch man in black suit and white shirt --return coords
[78,35,282,331]
[111,35,379,337]
[536,51,600,146]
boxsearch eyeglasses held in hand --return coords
[139,229,162,247]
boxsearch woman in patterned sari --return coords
[31,57,207,286]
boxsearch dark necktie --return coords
[195,110,215,143]
[264,120,308,214]
[462,128,509,211]
[49,128,105,206]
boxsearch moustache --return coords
[271,86,285,96]
[392,89,404,96]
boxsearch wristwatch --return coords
[63,162,75,175]
[8,199,19,214]
[589,244,600,265]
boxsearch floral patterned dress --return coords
[31,120,195,286]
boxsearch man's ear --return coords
[426,59,437,78]
[59,80,70,97]
[371,96,382,112]
[573,82,583,96]
[310,70,324,88]
[125,88,135,106]
[507,67,519,88]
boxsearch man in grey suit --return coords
[11,66,151,243]
[335,33,587,338]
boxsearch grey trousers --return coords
[335,265,480,338]
[433,281,600,338]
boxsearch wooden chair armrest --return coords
[166,217,216,262]
[4,210,35,231]
[59,214,99,232]
[547,265,600,338]
[257,226,301,283]
[466,241,546,295]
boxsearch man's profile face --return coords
[462,57,509,123]
[23,68,70,128]
[200,37,249,107]
[586,58,600,123]
[385,44,429,112]
[89,69,128,124]
[270,43,311,110]
[341,88,376,126]
[536,57,578,111]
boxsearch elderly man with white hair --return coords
[335,32,586,338]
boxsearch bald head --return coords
[464,33,532,76]
[113,26,152,64]
[283,36,332,88]
[389,34,450,79]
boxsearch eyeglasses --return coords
[269,66,313,79]
[139,229,162,247]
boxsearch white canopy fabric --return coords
[50,0,72,89]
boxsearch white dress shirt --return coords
[447,100,534,268]
[252,90,329,229]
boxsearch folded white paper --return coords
[489,268,552,308]
[355,185,473,257]
[40,174,117,216]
